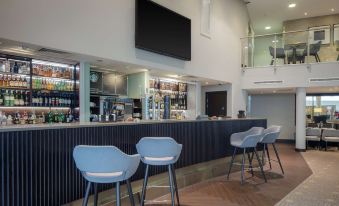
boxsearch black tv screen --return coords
[135,0,191,61]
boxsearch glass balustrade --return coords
[241,29,339,68]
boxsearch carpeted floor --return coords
[276,148,339,206]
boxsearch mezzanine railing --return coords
[241,29,339,68]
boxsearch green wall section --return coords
[127,72,149,99]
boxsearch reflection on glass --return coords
[306,96,339,127]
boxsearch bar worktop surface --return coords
[0,118,266,206]
[0,118,265,132]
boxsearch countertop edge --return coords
[0,118,267,132]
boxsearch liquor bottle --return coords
[38,92,43,106]
[9,90,14,106]
[47,110,53,123]
[59,112,65,123]
[23,77,27,88]
[13,62,19,73]
[4,90,9,106]
[0,75,3,87]
[13,90,18,106]
[0,90,3,106]
[53,111,59,123]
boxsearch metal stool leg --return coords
[247,148,254,176]
[254,148,267,183]
[116,182,121,206]
[140,164,149,206]
[168,165,175,206]
[266,144,272,169]
[82,182,91,206]
[171,165,180,206]
[261,144,266,166]
[227,147,237,180]
[126,179,135,206]
[241,148,246,185]
[272,143,284,174]
[93,183,98,206]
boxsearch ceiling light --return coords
[331,8,335,12]
[304,12,308,16]
[205,82,209,85]
[265,26,271,30]
[273,90,277,93]
[288,3,296,8]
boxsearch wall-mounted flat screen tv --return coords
[135,0,191,61]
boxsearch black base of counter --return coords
[0,119,266,206]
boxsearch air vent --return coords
[38,48,70,55]
[253,80,283,84]
[309,78,339,82]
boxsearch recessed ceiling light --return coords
[205,82,209,85]
[288,3,296,8]
[265,26,271,30]
[331,8,335,12]
[304,12,308,16]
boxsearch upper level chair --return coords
[73,145,140,206]
[269,46,286,65]
[136,137,182,206]
[306,127,322,150]
[302,41,322,62]
[322,129,339,151]
[259,126,284,174]
[227,127,266,184]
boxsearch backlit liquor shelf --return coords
[0,53,79,125]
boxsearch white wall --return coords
[250,94,296,140]
[0,0,250,116]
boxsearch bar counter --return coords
[0,118,266,206]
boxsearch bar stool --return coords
[136,137,182,206]
[227,127,266,184]
[73,145,140,206]
[259,126,284,174]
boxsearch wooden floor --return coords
[148,143,312,206]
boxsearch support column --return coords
[296,87,306,152]
[195,82,202,117]
[79,62,91,123]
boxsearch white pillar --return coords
[195,82,202,117]
[296,87,306,151]
[79,62,91,123]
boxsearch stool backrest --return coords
[241,127,264,147]
[261,125,281,144]
[306,127,321,136]
[136,137,182,158]
[73,145,140,175]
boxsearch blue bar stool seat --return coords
[136,137,182,206]
[227,127,267,184]
[73,145,140,206]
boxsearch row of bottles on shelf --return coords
[0,74,29,88]
[0,110,74,125]
[32,92,74,107]
[0,59,30,74]
[149,79,187,92]
[0,89,75,107]
[32,63,73,79]
[32,78,74,91]
[0,90,29,107]
[148,93,187,110]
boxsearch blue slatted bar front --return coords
[0,119,266,206]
